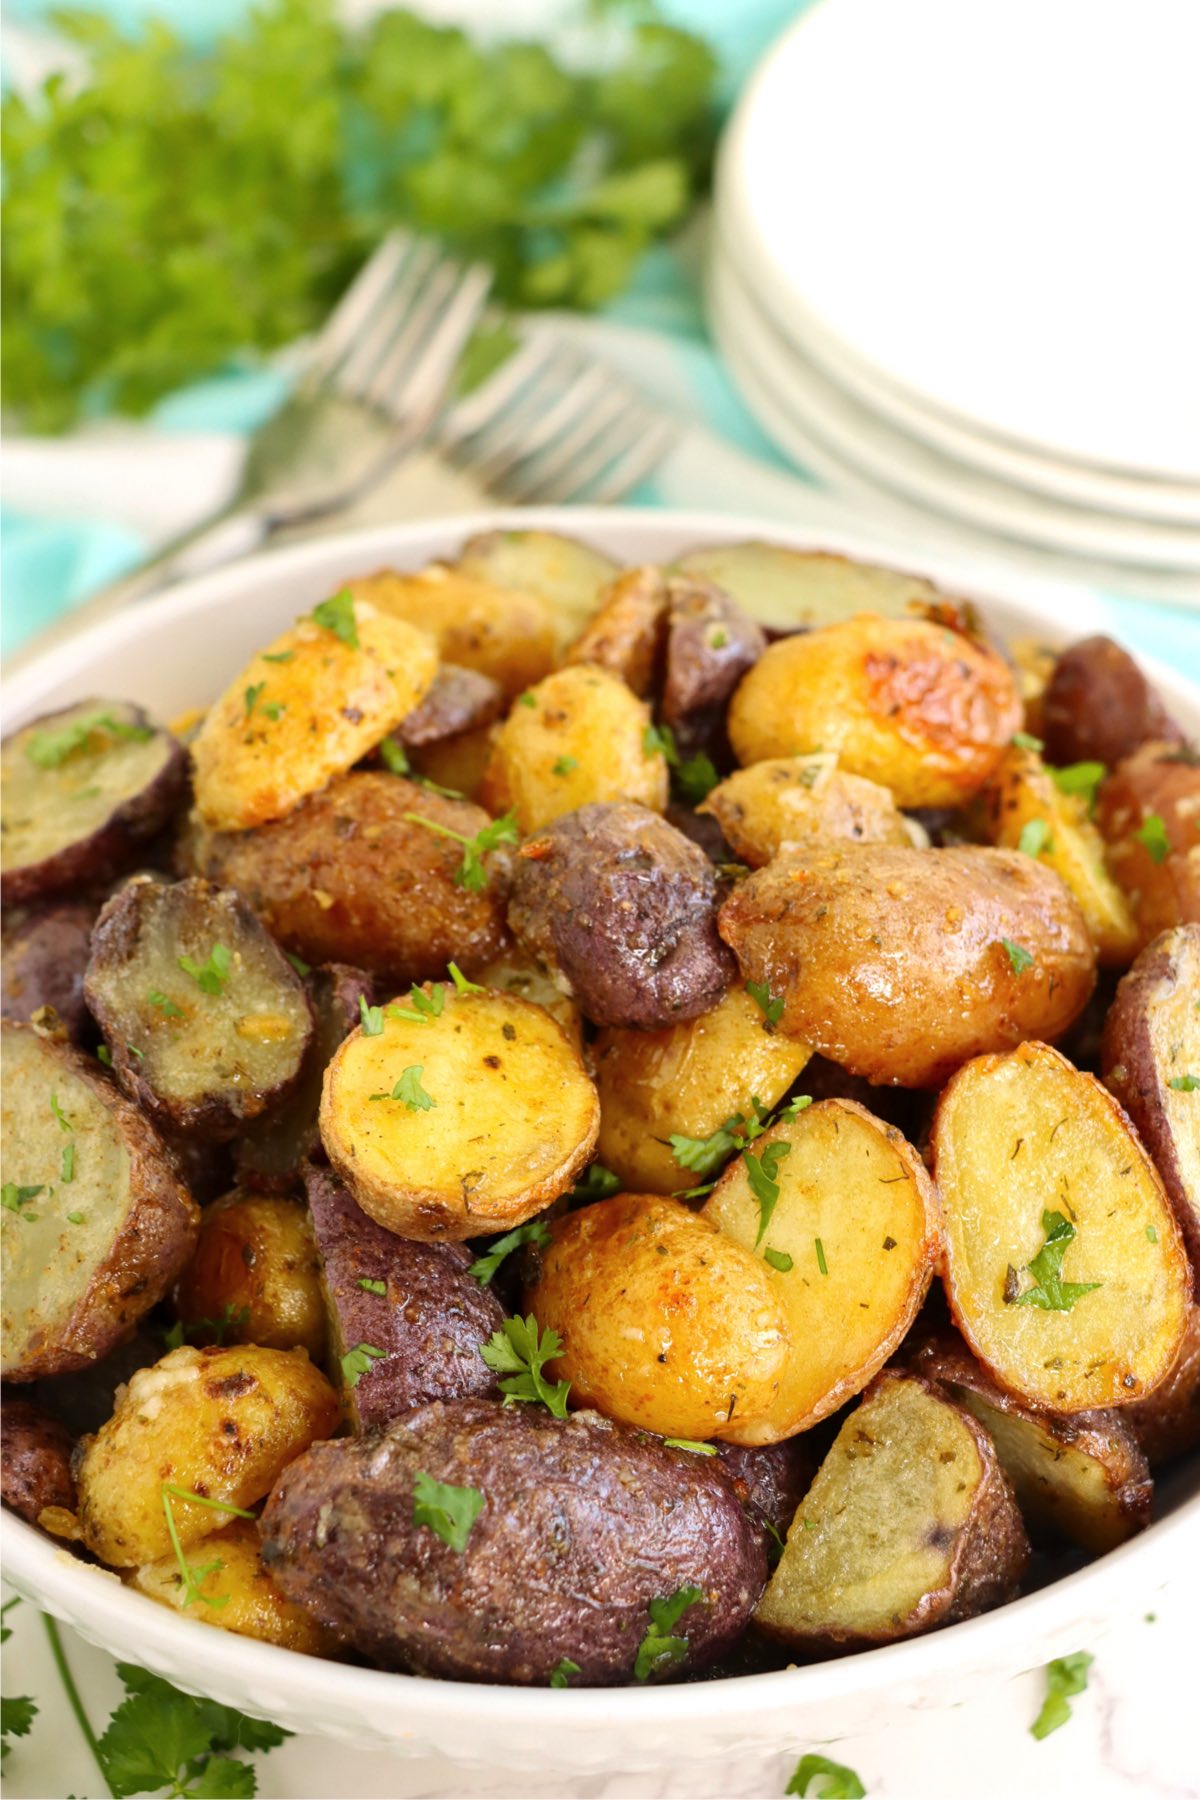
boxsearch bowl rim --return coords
[3,503,1197,1726]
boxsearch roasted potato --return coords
[130,1518,334,1653]
[28,1330,161,1439]
[408,723,497,804]
[454,528,619,644]
[699,754,911,868]
[306,1166,504,1430]
[75,1343,339,1567]
[173,1190,325,1362]
[1097,742,1200,947]
[259,1397,765,1684]
[319,984,599,1242]
[480,665,668,833]
[473,946,583,1053]
[526,1194,793,1444]
[714,1438,814,1551]
[1,1020,199,1381]
[1,900,96,1041]
[754,1372,1029,1649]
[593,985,810,1194]
[977,744,1138,965]
[346,565,555,698]
[187,773,511,985]
[932,1041,1192,1412]
[909,1330,1151,1551]
[719,844,1096,1088]
[394,663,504,747]
[702,1100,938,1440]
[1101,925,1200,1263]
[727,614,1021,807]
[1,1394,76,1523]
[1,700,187,905]
[1041,635,1183,769]
[671,542,961,633]
[562,564,669,695]
[191,598,437,832]
[508,802,735,1030]
[660,575,767,757]
[84,877,313,1139]
[1121,1301,1200,1467]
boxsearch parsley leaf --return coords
[746,979,784,1028]
[341,1343,386,1387]
[98,1661,288,1797]
[640,721,719,804]
[369,1065,435,1111]
[1051,761,1106,807]
[243,682,265,720]
[285,951,311,977]
[764,1246,793,1273]
[404,810,520,891]
[744,1140,791,1246]
[359,995,386,1035]
[25,710,152,770]
[552,755,579,777]
[1001,937,1034,975]
[1009,1210,1103,1312]
[309,588,358,650]
[178,944,231,996]
[149,988,185,1018]
[412,1471,484,1552]
[480,1314,570,1416]
[379,736,410,776]
[633,1585,703,1682]
[814,1237,828,1275]
[49,1091,71,1131]
[1133,812,1171,864]
[448,961,485,995]
[61,1141,76,1183]
[1169,1074,1199,1092]
[1031,1652,1093,1740]
[663,1438,717,1455]
[570,1163,622,1202]
[1,1694,37,1761]
[1018,817,1053,858]
[786,1753,866,1797]
[468,1219,553,1284]
[1,1183,43,1216]
[549,1657,581,1688]
[357,1277,387,1296]
[643,723,674,760]
[1012,731,1044,753]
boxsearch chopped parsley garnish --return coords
[341,1343,386,1387]
[404,809,520,892]
[309,588,358,650]
[1012,731,1044,753]
[663,1438,717,1455]
[764,1247,794,1273]
[1,1184,43,1216]
[786,1753,866,1797]
[411,1471,484,1553]
[1008,1210,1102,1312]
[356,1277,387,1296]
[161,1484,255,1521]
[243,682,265,719]
[1168,1074,1199,1092]
[641,721,719,804]
[159,1488,232,1611]
[177,944,231,996]
[1146,1225,1159,1242]
[2,1693,37,1761]
[448,962,485,995]
[66,1211,85,1225]
[49,1092,71,1131]
[127,1043,145,1061]
[633,1585,703,1682]
[670,1097,771,1178]
[1051,760,1106,807]
[285,951,311,977]
[25,709,152,769]
[1133,812,1171,863]
[379,737,410,776]
[359,996,385,1036]
[97,1045,113,1066]
[517,691,538,708]
[61,1142,76,1183]
[746,979,785,1028]
[149,990,184,1018]
[552,755,579,777]
[643,723,673,760]
[814,1237,828,1276]
[468,1219,553,1285]
[165,1303,251,1351]
[549,1658,581,1688]
[369,1065,435,1111]
[480,1314,570,1417]
[1031,1652,1093,1739]
[93,1658,288,1795]
[1001,937,1034,975]
[570,1163,622,1203]
[744,1140,791,1245]
[262,649,295,664]
[1017,818,1052,858]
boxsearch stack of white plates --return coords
[710,0,1200,605]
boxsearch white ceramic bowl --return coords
[3,508,1198,1781]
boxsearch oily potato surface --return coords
[700,754,911,868]
[1,1394,77,1523]
[320,985,599,1241]
[727,613,1021,807]
[173,1189,326,1362]
[191,600,437,832]
[1041,635,1183,769]
[1097,742,1200,947]
[933,1041,1191,1413]
[346,566,555,697]
[719,844,1096,1088]
[131,1518,334,1654]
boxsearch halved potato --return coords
[670,542,961,633]
[754,1371,1029,1649]
[130,1518,334,1653]
[932,1041,1191,1413]
[319,986,599,1241]
[562,565,669,696]
[660,575,766,758]
[702,1100,938,1441]
[347,565,555,697]
[593,985,810,1194]
[454,528,619,644]
[526,1193,793,1444]
[1,1020,199,1381]
[191,597,436,832]
[1096,742,1200,948]
[909,1330,1151,1551]
[699,754,911,867]
[1041,635,1183,770]
[172,1189,326,1362]
[1122,1301,1200,1467]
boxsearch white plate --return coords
[718,0,1200,482]
[3,508,1199,1781]
[709,248,1200,572]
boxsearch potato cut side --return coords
[756,1371,1028,1648]
[932,1041,1191,1413]
[190,598,437,831]
[346,565,555,696]
[562,564,669,696]
[455,528,619,645]
[699,754,911,868]
[319,986,599,1241]
[594,985,810,1194]
[1,1021,198,1380]
[130,1519,334,1654]
[670,543,958,632]
[702,1100,937,1440]
[1122,1301,1200,1468]
[474,947,583,1052]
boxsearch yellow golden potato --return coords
[173,1190,326,1362]
[561,565,669,696]
[699,753,912,867]
[129,1519,335,1654]
[346,565,555,698]
[474,946,584,1053]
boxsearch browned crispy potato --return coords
[473,946,583,1052]
[932,1041,1192,1412]
[702,1100,938,1440]
[394,663,504,747]
[593,985,810,1194]
[977,743,1137,965]
[173,1189,326,1362]
[660,576,766,757]
[1,900,96,1041]
[719,844,1096,1087]
[562,565,669,695]
[755,1371,1029,1649]
[508,802,735,1031]
[347,565,555,698]
[1121,1302,1200,1466]
[74,1343,339,1567]
[84,877,313,1140]
[190,598,437,832]
[1101,925,1200,1263]
[1,700,187,905]
[526,1193,793,1444]
[1097,742,1200,947]
[1,1394,76,1523]
[480,665,667,833]
[454,528,619,644]
[1042,635,1183,768]
[186,773,511,985]
[319,985,599,1242]
[1,1020,199,1381]
[727,614,1021,807]
[908,1330,1151,1551]
[671,542,961,632]
[699,754,911,868]
[130,1518,334,1653]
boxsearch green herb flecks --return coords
[786,1753,867,1797]
[341,1343,386,1387]
[1001,937,1034,975]
[1018,818,1053,858]
[25,710,152,770]
[177,944,231,996]
[1031,1652,1093,1739]
[549,1657,581,1689]
[746,979,785,1029]
[411,1471,484,1553]
[1133,813,1171,864]
[468,1219,553,1285]
[369,1065,435,1111]
[633,1585,704,1682]
[1008,1210,1103,1313]
[404,809,520,892]
[309,588,358,650]
[744,1140,791,1246]
[480,1314,570,1417]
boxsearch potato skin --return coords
[259,1397,766,1684]
[508,802,735,1030]
[130,1518,334,1654]
[1097,742,1200,947]
[660,575,767,757]
[563,564,669,696]
[348,565,556,699]
[719,844,1096,1087]
[1101,925,1200,1263]
[1122,1302,1200,1467]
[714,1438,814,1548]
[727,614,1021,807]
[1041,635,1183,769]
[75,1343,340,1567]
[188,773,511,985]
[1,901,96,1041]
[305,1166,503,1430]
[173,1190,326,1362]
[699,755,911,868]
[1,1394,76,1522]
[526,1194,793,1444]
[395,663,504,747]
